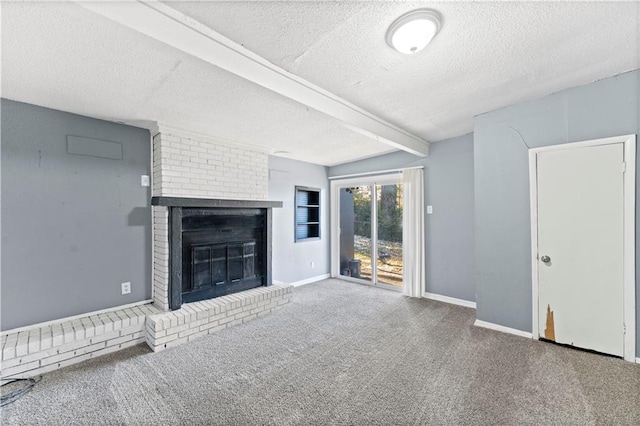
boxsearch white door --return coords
[537,143,624,357]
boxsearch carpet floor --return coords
[2,278,639,425]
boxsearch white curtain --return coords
[402,168,425,297]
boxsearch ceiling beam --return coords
[76,0,429,157]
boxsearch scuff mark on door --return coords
[544,304,556,341]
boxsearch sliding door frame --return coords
[330,174,403,290]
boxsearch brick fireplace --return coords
[147,128,291,351]
[152,128,272,310]
[0,126,294,379]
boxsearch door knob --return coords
[541,255,551,263]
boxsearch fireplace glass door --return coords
[189,241,256,292]
[181,210,264,303]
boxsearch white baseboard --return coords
[278,273,330,288]
[423,292,476,309]
[636,357,640,364]
[474,319,533,339]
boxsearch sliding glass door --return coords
[339,186,373,282]
[375,184,403,287]
[336,177,403,290]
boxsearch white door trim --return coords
[529,134,636,362]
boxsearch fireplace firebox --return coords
[152,197,282,310]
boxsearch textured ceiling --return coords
[2,1,639,166]
[166,1,640,141]
[1,2,395,166]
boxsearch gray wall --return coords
[1,99,151,330]
[329,133,475,302]
[268,156,330,284]
[473,70,639,356]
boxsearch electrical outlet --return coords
[121,282,131,295]
[311,261,315,269]
[141,175,150,187]
[427,205,433,214]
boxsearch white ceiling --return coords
[2,1,639,166]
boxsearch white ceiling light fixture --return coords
[386,9,442,55]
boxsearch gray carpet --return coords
[2,278,639,425]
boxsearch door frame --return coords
[529,134,636,362]
[330,174,404,290]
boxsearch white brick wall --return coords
[152,131,268,200]
[152,206,170,311]
[152,133,163,195]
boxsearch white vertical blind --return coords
[402,168,425,297]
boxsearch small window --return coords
[295,186,320,241]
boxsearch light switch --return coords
[141,175,150,187]
[427,205,433,214]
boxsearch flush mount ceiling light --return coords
[386,9,441,55]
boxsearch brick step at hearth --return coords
[0,304,160,379]
[146,284,292,352]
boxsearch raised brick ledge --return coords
[0,285,293,378]
[146,284,293,352]
[0,303,162,379]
